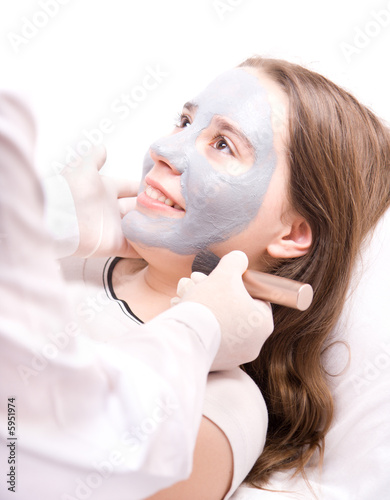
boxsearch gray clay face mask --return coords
[122,68,277,255]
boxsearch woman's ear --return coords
[267,215,312,259]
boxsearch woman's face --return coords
[122,67,290,264]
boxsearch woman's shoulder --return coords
[204,367,267,432]
[205,366,265,403]
[203,367,268,495]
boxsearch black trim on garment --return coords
[104,257,144,324]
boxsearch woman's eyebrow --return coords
[213,116,254,153]
[183,101,198,113]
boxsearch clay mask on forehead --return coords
[122,68,277,255]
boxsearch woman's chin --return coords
[126,240,195,268]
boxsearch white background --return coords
[1,0,389,179]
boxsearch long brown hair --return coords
[239,57,390,486]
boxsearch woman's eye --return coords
[176,114,191,128]
[212,136,233,155]
[215,138,228,150]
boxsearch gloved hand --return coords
[172,251,274,371]
[61,145,140,258]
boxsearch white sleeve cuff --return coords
[148,301,222,365]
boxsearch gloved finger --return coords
[210,250,249,278]
[190,271,208,284]
[62,145,107,173]
[170,296,181,307]
[113,179,140,198]
[118,197,137,216]
[177,277,195,297]
[82,145,107,171]
[251,298,274,335]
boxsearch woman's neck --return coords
[143,264,181,297]
[112,254,193,322]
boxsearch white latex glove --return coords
[61,145,140,258]
[173,251,274,371]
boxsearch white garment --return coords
[0,92,268,499]
[231,208,390,497]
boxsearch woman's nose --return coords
[149,133,190,174]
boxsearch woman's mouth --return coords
[136,180,186,216]
[144,184,185,211]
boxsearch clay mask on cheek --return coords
[122,68,277,255]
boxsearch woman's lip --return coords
[136,192,186,217]
[144,175,185,210]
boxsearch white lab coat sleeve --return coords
[42,173,80,258]
[0,91,221,500]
